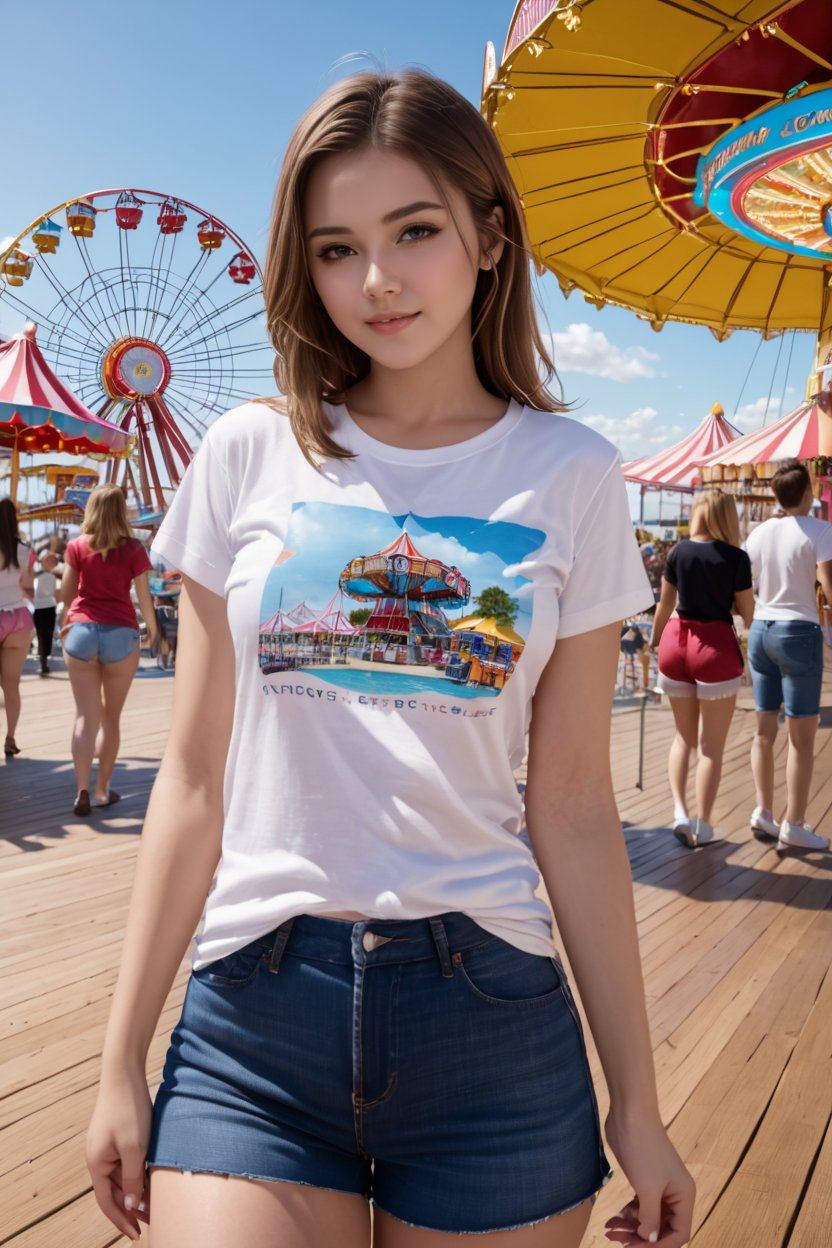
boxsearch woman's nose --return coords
[363,259,401,299]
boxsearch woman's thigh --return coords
[374,1198,593,1248]
[99,646,140,719]
[148,1169,371,1248]
[0,626,34,685]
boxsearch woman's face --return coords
[304,147,496,373]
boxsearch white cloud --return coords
[547,323,659,382]
[732,396,783,432]
[574,406,684,462]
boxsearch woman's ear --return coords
[479,204,506,270]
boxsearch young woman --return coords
[745,459,832,852]
[650,492,754,848]
[59,484,158,816]
[86,72,694,1248]
[0,496,35,755]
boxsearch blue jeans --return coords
[748,619,823,718]
[63,623,140,664]
[147,913,612,1234]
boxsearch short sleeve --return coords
[65,539,81,571]
[131,541,152,578]
[663,545,678,586]
[23,545,35,570]
[735,549,752,592]
[557,456,654,639]
[151,432,234,597]
[815,522,832,563]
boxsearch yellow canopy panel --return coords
[485,0,832,336]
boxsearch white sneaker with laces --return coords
[777,821,830,852]
[750,807,780,842]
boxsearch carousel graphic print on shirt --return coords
[258,502,545,700]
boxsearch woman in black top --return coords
[649,491,754,848]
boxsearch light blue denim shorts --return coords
[147,912,612,1234]
[748,619,823,718]
[63,622,140,664]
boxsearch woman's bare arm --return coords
[733,586,755,631]
[648,577,677,648]
[132,571,159,646]
[525,622,693,1245]
[99,576,234,1075]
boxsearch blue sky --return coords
[1,0,817,516]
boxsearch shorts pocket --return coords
[455,940,563,1008]
[777,627,822,675]
[192,940,271,988]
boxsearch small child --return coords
[33,552,60,676]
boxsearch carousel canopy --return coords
[623,403,739,489]
[697,398,829,466]
[485,0,832,336]
[340,531,470,606]
[365,597,451,637]
[0,324,134,458]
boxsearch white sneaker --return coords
[692,818,721,847]
[672,817,695,849]
[750,807,780,842]
[777,821,830,853]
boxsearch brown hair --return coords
[771,458,810,510]
[81,484,135,558]
[0,497,23,571]
[690,490,741,547]
[262,69,564,463]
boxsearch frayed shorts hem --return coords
[146,1164,612,1235]
[657,674,742,700]
[373,1171,611,1235]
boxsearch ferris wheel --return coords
[0,187,275,510]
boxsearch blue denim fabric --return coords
[147,913,612,1234]
[63,622,140,664]
[748,619,823,718]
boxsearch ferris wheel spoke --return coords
[80,235,129,341]
[139,225,169,340]
[120,229,142,339]
[165,314,267,365]
[161,288,264,353]
[72,233,126,344]
[154,252,212,349]
[32,253,111,350]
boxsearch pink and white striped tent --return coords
[623,403,739,490]
[696,398,831,468]
[294,593,358,636]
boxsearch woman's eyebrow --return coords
[307,201,445,240]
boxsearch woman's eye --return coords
[400,223,439,243]
[318,244,355,262]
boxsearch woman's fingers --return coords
[89,1165,142,1241]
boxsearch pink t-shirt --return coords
[66,536,151,629]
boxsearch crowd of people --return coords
[649,459,832,854]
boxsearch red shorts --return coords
[0,605,34,643]
[657,618,743,700]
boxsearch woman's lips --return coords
[366,313,420,334]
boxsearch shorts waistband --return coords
[257,912,498,976]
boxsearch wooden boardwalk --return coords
[1,650,830,1247]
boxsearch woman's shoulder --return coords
[201,398,291,457]
[518,406,623,479]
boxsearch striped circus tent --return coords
[696,399,832,469]
[623,404,739,491]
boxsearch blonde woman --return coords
[60,485,158,816]
[650,491,754,847]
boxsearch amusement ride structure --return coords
[0,188,273,512]
[485,0,832,515]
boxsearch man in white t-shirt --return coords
[745,459,832,853]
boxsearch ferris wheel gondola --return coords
[0,187,275,511]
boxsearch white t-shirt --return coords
[152,400,652,969]
[33,571,57,610]
[0,542,33,612]
[745,515,832,622]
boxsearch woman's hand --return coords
[603,1109,695,1246]
[86,1069,153,1242]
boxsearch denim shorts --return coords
[63,622,140,664]
[748,619,823,718]
[147,913,612,1234]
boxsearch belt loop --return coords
[429,916,453,979]
[267,918,295,974]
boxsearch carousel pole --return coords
[9,432,20,504]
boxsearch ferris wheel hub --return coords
[101,336,170,401]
